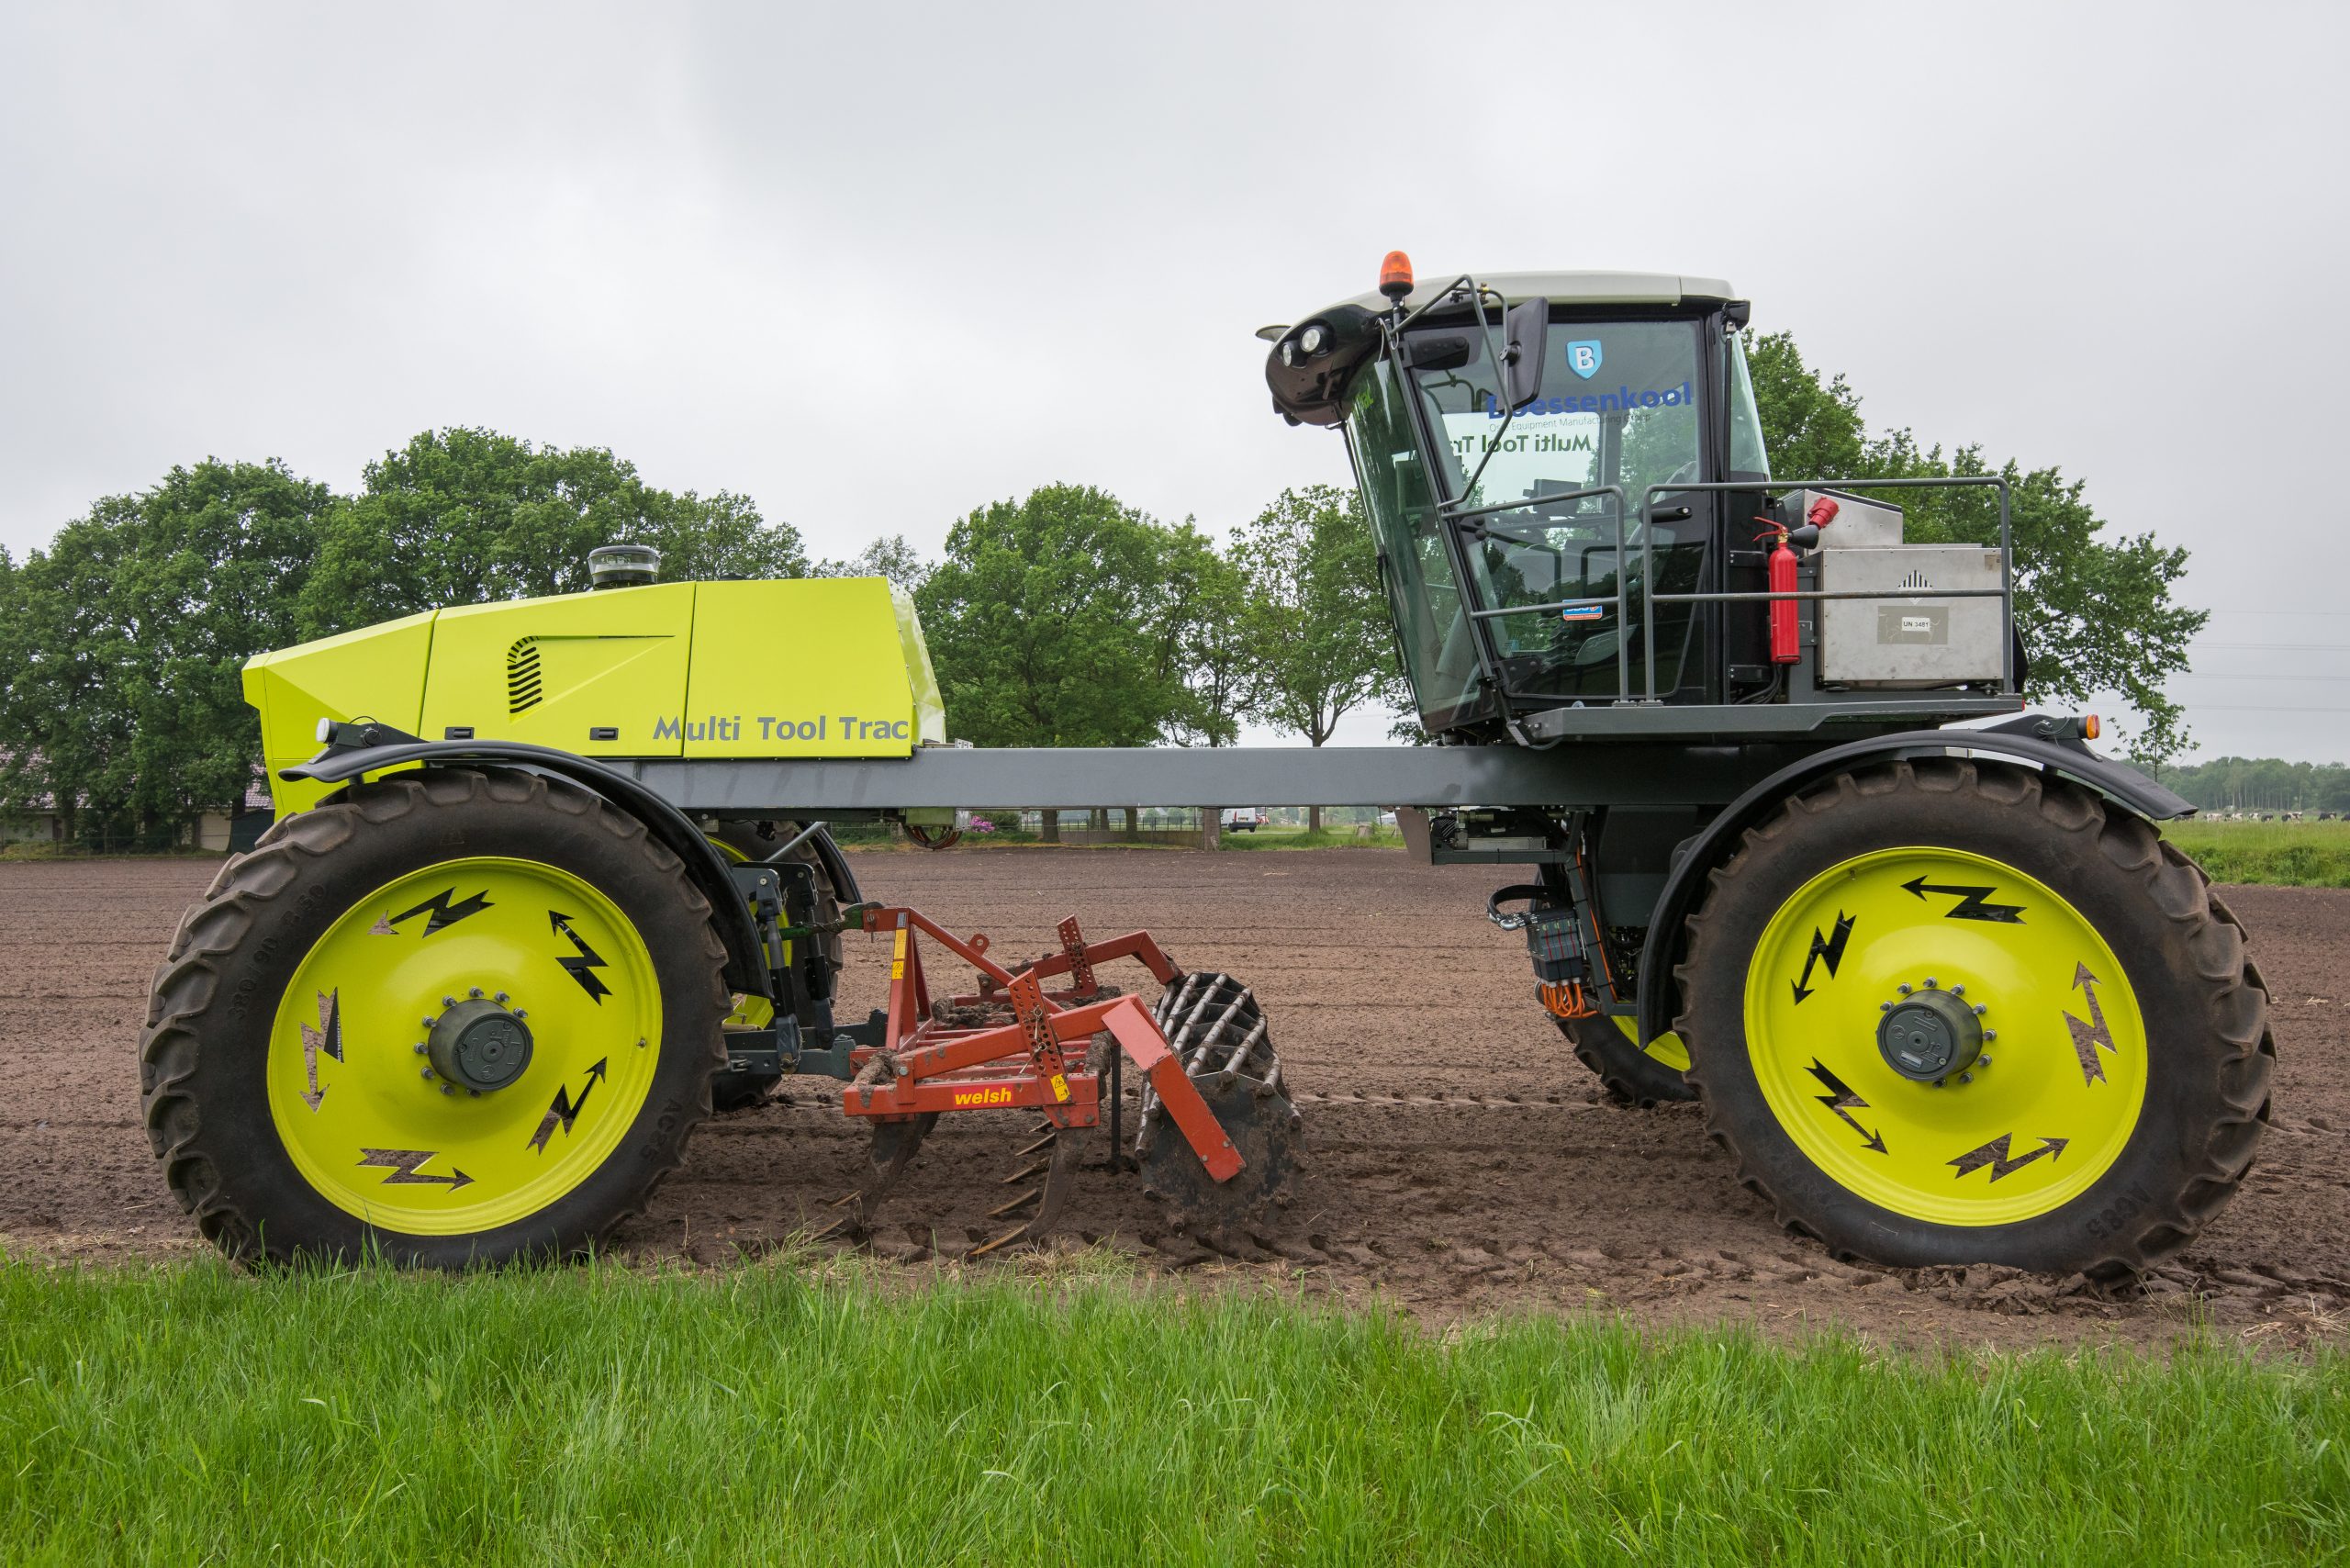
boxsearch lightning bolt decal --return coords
[356,1148,476,1191]
[1948,1133,2069,1182]
[1789,913,1856,1004]
[297,988,343,1112]
[375,888,493,936]
[1901,877,2025,924]
[2063,962,2118,1086]
[1805,1058,1888,1153]
[549,911,611,1003]
[528,1058,610,1153]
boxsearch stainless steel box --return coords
[1817,545,2006,687]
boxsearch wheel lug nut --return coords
[1949,984,1964,997]
[468,987,484,1000]
[1924,977,1938,990]
[513,1010,528,1021]
[1979,1056,1993,1068]
[1974,1004,1987,1016]
[420,1068,435,1081]
[421,1017,436,1029]
[468,1088,481,1098]
[441,1083,454,1095]
[1984,1030,1998,1042]
[1958,1072,1973,1084]
[1897,984,1914,996]
[1880,1002,1894,1013]
[442,996,457,1009]
[412,1043,427,1055]
[494,991,510,1004]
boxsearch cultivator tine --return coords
[1002,1157,1051,1184]
[1013,1131,1058,1159]
[966,1225,1026,1260]
[968,1125,1084,1257]
[814,1113,935,1241]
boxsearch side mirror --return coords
[1503,297,1549,410]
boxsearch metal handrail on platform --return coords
[1638,476,2016,701]
[1438,474,2016,706]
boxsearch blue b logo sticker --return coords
[1565,340,1603,379]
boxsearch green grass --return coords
[1,1257,2344,1564]
[2163,818,2350,889]
[1218,823,1404,850]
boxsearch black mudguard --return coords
[281,737,778,1001]
[1632,722,2192,1045]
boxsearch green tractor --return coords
[140,258,2269,1279]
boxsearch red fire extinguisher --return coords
[1768,497,1837,665]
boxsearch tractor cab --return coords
[1266,259,2022,743]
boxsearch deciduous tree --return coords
[815,534,932,594]
[0,460,330,843]
[1230,485,1396,827]
[915,485,1211,838]
[297,428,803,636]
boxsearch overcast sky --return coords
[4,2,2344,760]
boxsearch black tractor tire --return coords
[1677,757,2272,1280]
[140,768,731,1266]
[1557,1014,1696,1107]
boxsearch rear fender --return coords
[282,736,776,1000]
[1631,722,2191,1046]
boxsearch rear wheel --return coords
[140,769,729,1266]
[1678,759,2270,1279]
[1558,1013,1694,1106]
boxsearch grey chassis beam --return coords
[623,743,1821,813]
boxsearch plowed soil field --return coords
[6,849,2344,1350]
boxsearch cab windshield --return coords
[1404,317,1708,707]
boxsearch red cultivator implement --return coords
[821,906,1297,1255]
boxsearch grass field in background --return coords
[1217,823,1404,850]
[1,1256,2344,1565]
[2163,818,2350,889]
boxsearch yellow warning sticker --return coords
[890,959,905,979]
[1049,1073,1070,1103]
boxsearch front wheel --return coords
[1678,759,2271,1279]
[140,769,730,1266]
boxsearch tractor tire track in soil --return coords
[4,850,2345,1350]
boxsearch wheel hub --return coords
[428,996,535,1092]
[1876,983,1983,1083]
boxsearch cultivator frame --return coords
[814,906,1257,1254]
[836,908,1239,1178]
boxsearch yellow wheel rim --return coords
[267,857,663,1235]
[1610,1014,1690,1072]
[1744,846,2147,1226]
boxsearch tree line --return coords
[0,336,2204,847]
[2153,756,2350,815]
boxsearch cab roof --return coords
[1336,269,1739,315]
